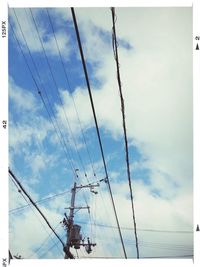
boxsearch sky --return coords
[8,6,193,259]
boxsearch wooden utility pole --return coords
[63,182,99,259]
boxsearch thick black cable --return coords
[111,7,139,258]
[9,169,65,247]
[70,7,127,259]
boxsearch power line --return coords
[111,7,139,258]
[142,255,193,258]
[38,90,77,173]
[135,228,193,234]
[23,8,77,175]
[139,241,193,251]
[71,7,127,259]
[75,220,193,234]
[28,222,62,258]
[21,9,76,175]
[94,234,193,252]
[138,244,193,252]
[10,11,77,177]
[9,189,71,214]
[46,8,97,180]
[9,173,63,257]
[38,234,66,259]
[126,240,193,250]
[9,176,107,214]
[9,169,65,248]
[10,11,123,259]
[29,8,88,179]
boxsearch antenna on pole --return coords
[63,181,99,259]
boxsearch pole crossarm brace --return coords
[75,183,99,189]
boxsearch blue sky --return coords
[9,7,193,259]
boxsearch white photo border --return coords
[1,0,199,267]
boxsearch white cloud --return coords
[9,77,38,112]
[9,114,53,166]
[25,152,57,176]
[9,77,54,152]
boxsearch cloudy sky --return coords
[8,6,193,259]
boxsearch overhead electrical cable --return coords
[29,8,88,180]
[95,234,193,251]
[74,220,193,234]
[28,222,62,258]
[111,7,139,258]
[38,233,66,259]
[9,174,63,257]
[37,90,77,174]
[10,14,76,177]
[142,255,193,258]
[9,176,109,214]
[46,8,97,180]
[137,244,193,252]
[9,169,65,248]
[24,8,78,175]
[9,189,71,214]
[70,7,127,259]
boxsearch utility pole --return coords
[63,182,99,259]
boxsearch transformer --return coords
[70,224,82,249]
